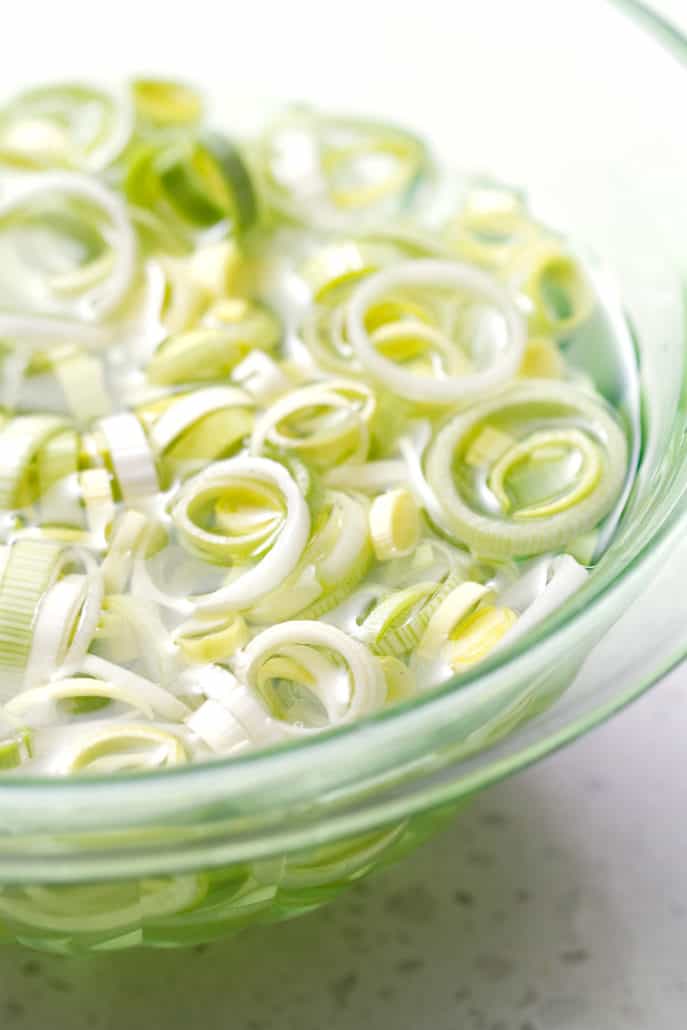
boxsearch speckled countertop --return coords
[0,665,685,1030]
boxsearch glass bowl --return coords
[0,0,686,953]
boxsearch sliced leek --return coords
[0,82,133,171]
[0,81,631,777]
[169,456,310,611]
[147,302,281,386]
[251,378,376,469]
[131,78,203,129]
[345,259,526,405]
[426,381,628,557]
[259,108,428,230]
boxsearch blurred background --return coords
[0,2,684,1028]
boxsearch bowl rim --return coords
[0,0,684,820]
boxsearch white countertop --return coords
[0,665,685,1029]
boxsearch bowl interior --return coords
[0,0,685,876]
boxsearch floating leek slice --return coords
[125,132,257,235]
[0,539,73,691]
[345,259,526,405]
[0,172,137,320]
[0,82,133,171]
[147,301,281,386]
[234,620,386,733]
[251,378,376,469]
[259,108,429,230]
[131,78,203,129]
[426,381,628,557]
[170,456,310,612]
[246,490,371,624]
[56,723,189,774]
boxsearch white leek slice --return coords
[446,605,517,672]
[149,386,254,454]
[498,554,588,645]
[79,654,189,720]
[50,346,111,422]
[185,697,251,754]
[173,613,249,663]
[0,539,67,693]
[101,510,151,593]
[171,457,310,612]
[236,620,386,731]
[251,378,376,469]
[324,459,407,494]
[25,563,103,685]
[521,243,594,337]
[231,351,292,404]
[346,260,525,404]
[0,83,133,171]
[94,595,177,685]
[369,488,420,561]
[426,380,628,557]
[79,468,115,545]
[98,413,159,505]
[55,722,189,774]
[0,172,137,320]
[259,108,428,230]
[415,581,491,658]
[245,490,371,625]
[0,415,67,509]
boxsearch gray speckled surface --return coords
[0,666,685,1030]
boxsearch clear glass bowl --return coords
[0,0,686,953]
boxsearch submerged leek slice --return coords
[144,386,255,477]
[246,490,371,624]
[369,488,420,561]
[6,665,187,725]
[131,78,203,128]
[147,301,281,386]
[345,259,526,404]
[521,243,594,337]
[0,415,67,509]
[426,381,628,557]
[173,612,249,663]
[98,413,159,505]
[0,724,32,769]
[234,620,386,733]
[499,553,589,643]
[259,108,428,230]
[50,345,112,422]
[160,132,258,233]
[170,456,310,612]
[301,240,399,302]
[25,563,103,685]
[445,604,517,671]
[251,378,376,469]
[415,581,492,658]
[80,468,115,544]
[0,172,137,320]
[445,188,536,270]
[125,132,257,237]
[55,723,189,774]
[0,82,133,171]
[0,539,67,689]
[356,569,469,658]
